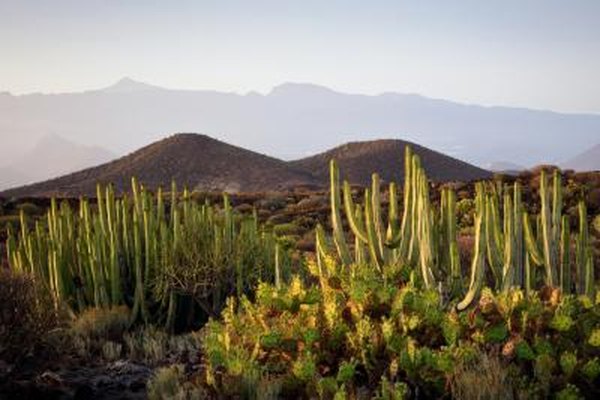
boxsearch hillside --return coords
[0,134,317,198]
[290,139,492,185]
[563,143,600,172]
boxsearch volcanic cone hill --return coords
[289,139,492,186]
[1,135,492,198]
[0,134,317,197]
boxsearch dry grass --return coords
[0,270,61,362]
[450,353,514,400]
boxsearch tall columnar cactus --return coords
[560,215,571,293]
[6,178,286,327]
[329,160,352,266]
[576,201,595,297]
[440,188,461,295]
[326,147,462,290]
[456,183,487,311]
[539,169,562,287]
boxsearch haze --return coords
[1,1,600,189]
[2,0,600,113]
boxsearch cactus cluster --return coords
[322,147,596,310]
[6,179,287,328]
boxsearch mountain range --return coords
[2,77,600,180]
[0,133,492,198]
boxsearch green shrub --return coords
[200,258,600,397]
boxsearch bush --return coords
[273,223,301,236]
[69,306,130,359]
[16,202,43,216]
[594,215,600,235]
[200,259,600,398]
[0,270,61,363]
[147,364,206,400]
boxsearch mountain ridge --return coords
[1,78,599,171]
[1,133,491,198]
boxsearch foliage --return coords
[200,257,600,397]
[6,181,289,329]
[147,364,207,400]
[0,270,61,363]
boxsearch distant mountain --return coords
[486,161,526,175]
[0,134,115,190]
[563,143,600,171]
[1,78,599,169]
[100,77,164,94]
[0,134,317,198]
[290,139,491,185]
[1,134,491,198]
[0,166,31,191]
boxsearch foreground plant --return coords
[201,256,600,398]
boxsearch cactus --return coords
[576,201,595,297]
[6,178,286,327]
[456,183,487,311]
[560,215,571,293]
[330,160,352,266]
[539,169,562,287]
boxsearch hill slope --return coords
[563,143,600,172]
[1,134,317,197]
[290,139,492,185]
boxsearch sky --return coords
[1,0,600,113]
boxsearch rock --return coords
[36,371,63,387]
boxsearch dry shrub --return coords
[450,353,514,400]
[0,270,60,362]
[69,306,130,358]
[70,306,131,341]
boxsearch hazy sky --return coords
[1,0,599,113]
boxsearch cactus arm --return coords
[385,181,400,246]
[457,184,487,311]
[485,195,503,285]
[417,171,436,289]
[364,187,384,271]
[330,160,353,266]
[395,147,413,258]
[353,204,367,265]
[523,212,544,266]
[342,180,369,243]
[560,214,571,293]
[540,170,556,287]
[371,173,386,257]
[513,182,524,288]
[576,201,594,297]
[501,193,515,291]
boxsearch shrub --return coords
[450,353,513,400]
[593,215,600,235]
[16,202,43,216]
[147,364,206,400]
[200,259,600,398]
[0,270,61,363]
[273,222,301,236]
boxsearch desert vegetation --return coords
[0,147,599,399]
